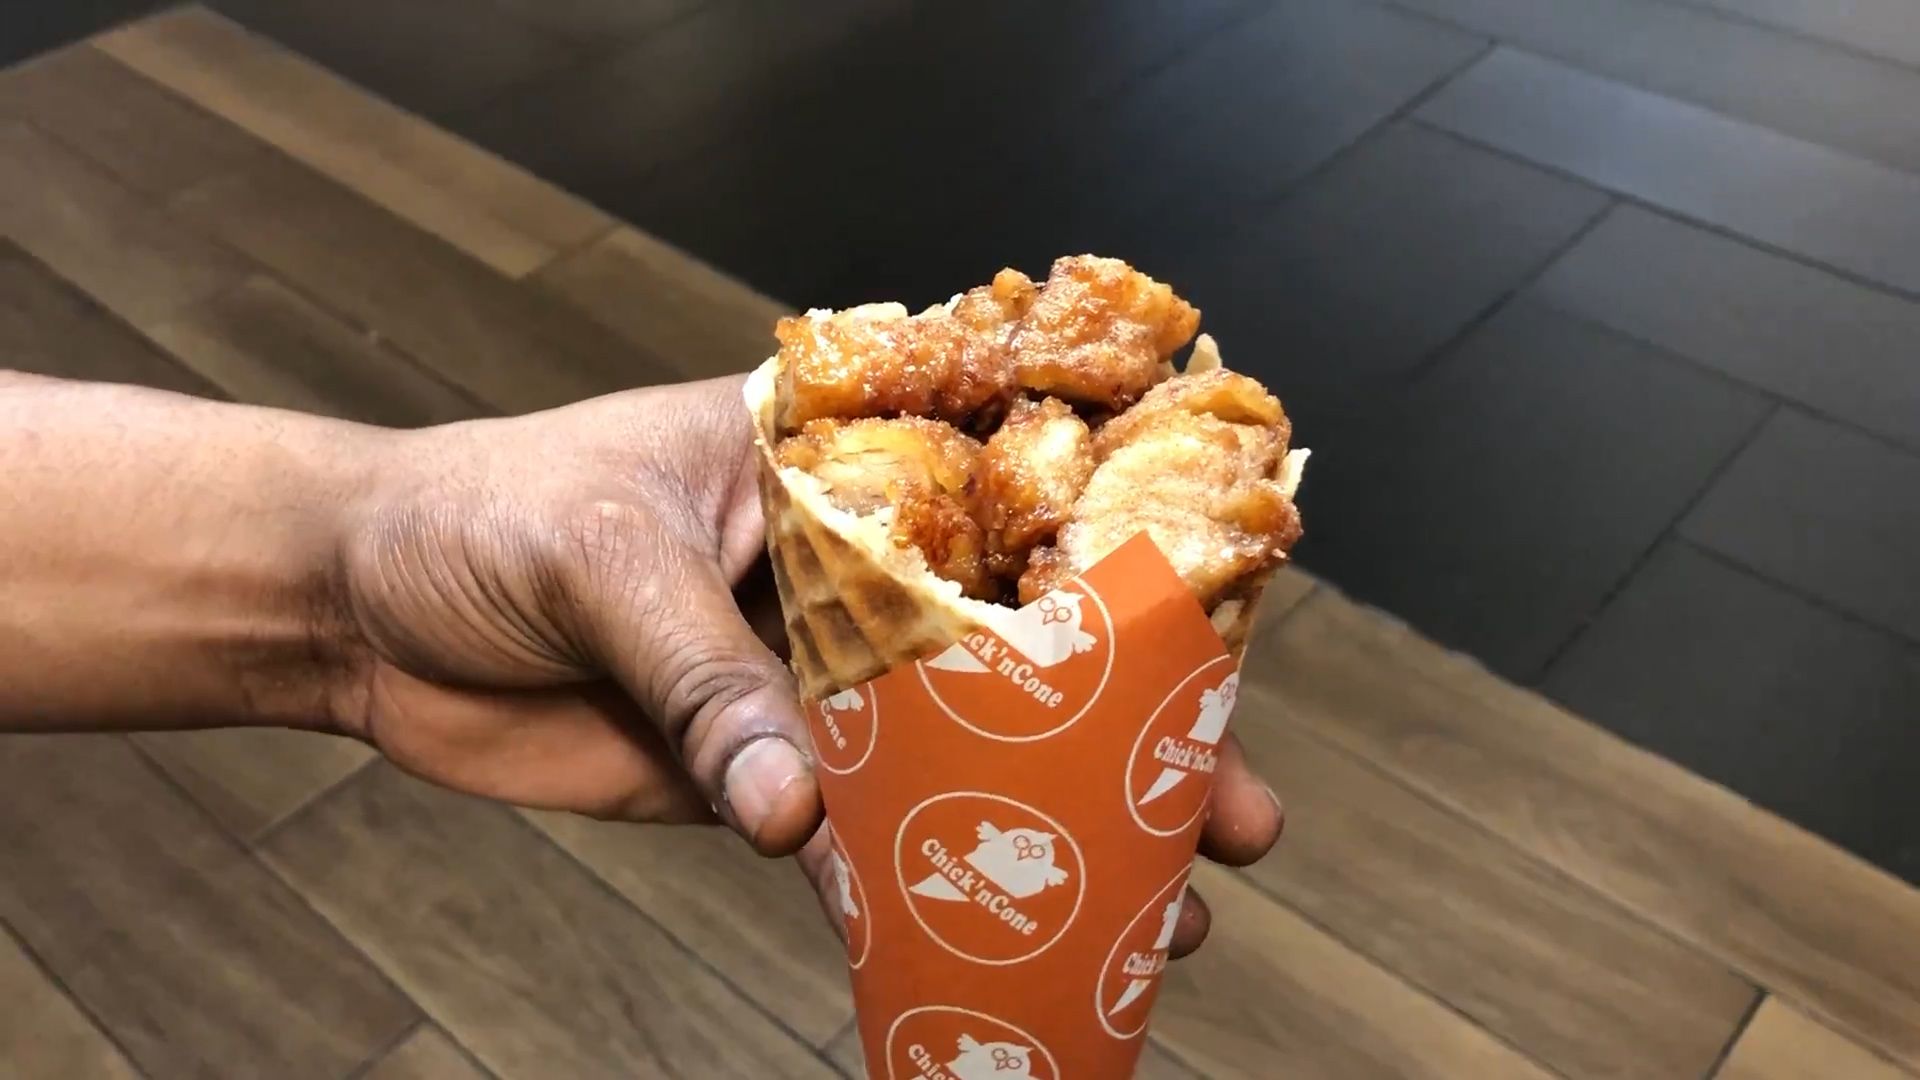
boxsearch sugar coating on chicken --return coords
[776,417,993,597]
[771,255,1302,615]
[1092,368,1287,460]
[1020,382,1299,606]
[1009,255,1200,410]
[971,396,1095,576]
[774,270,1035,433]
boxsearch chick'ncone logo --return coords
[1126,659,1238,836]
[896,793,1086,965]
[811,536,1243,1077]
[831,838,872,969]
[810,683,879,775]
[885,1006,1059,1080]
[919,585,1114,741]
[1096,869,1189,1039]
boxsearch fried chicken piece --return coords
[1009,255,1200,411]
[1092,369,1287,457]
[776,416,978,509]
[774,270,1035,433]
[971,397,1095,576]
[889,487,993,601]
[775,417,993,598]
[1019,408,1299,606]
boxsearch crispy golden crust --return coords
[769,256,1300,628]
[1092,368,1288,459]
[1009,255,1199,410]
[774,418,993,597]
[774,417,980,509]
[972,396,1094,562]
[1023,406,1299,607]
[889,486,992,600]
[774,272,1033,434]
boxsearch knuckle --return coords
[649,630,771,741]
[554,499,651,573]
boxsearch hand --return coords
[334,375,819,854]
[331,375,1284,956]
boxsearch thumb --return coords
[582,533,821,856]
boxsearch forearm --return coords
[0,373,375,734]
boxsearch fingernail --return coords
[724,737,808,840]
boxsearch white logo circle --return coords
[831,837,873,970]
[814,684,879,775]
[893,792,1087,967]
[1095,867,1189,1039]
[915,578,1116,743]
[1125,657,1237,837]
[884,1005,1060,1080]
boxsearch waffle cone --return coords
[743,341,1306,701]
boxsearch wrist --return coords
[180,405,393,738]
[0,381,391,735]
[302,421,403,741]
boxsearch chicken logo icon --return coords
[944,1036,1040,1080]
[886,1007,1059,1080]
[1154,898,1183,951]
[909,823,1070,902]
[808,682,879,775]
[1097,870,1189,1039]
[831,840,872,969]
[918,586,1114,741]
[1127,658,1238,836]
[896,794,1085,965]
[833,849,860,920]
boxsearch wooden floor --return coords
[1,8,1917,1079]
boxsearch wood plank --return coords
[1682,410,1920,644]
[1698,0,1920,70]
[824,1021,1201,1078]
[526,812,851,1046]
[363,1025,492,1080]
[206,0,576,119]
[1533,205,1920,454]
[1389,0,1920,176]
[1152,863,1554,1078]
[450,0,904,205]
[0,928,139,1080]
[0,241,220,395]
[0,734,417,1078]
[261,763,841,1079]
[530,225,790,380]
[1418,48,1920,297]
[133,728,374,842]
[1234,681,1757,1078]
[1542,542,1920,884]
[0,44,270,197]
[1718,997,1917,1080]
[488,0,704,43]
[1297,299,1769,682]
[826,1025,861,1078]
[1258,564,1319,626]
[98,5,611,278]
[1241,563,1320,662]
[149,275,487,426]
[0,119,250,329]
[1155,121,1608,410]
[1259,584,1920,1070]
[169,154,675,412]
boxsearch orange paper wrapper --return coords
[803,534,1239,1079]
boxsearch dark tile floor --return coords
[14,0,1920,884]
